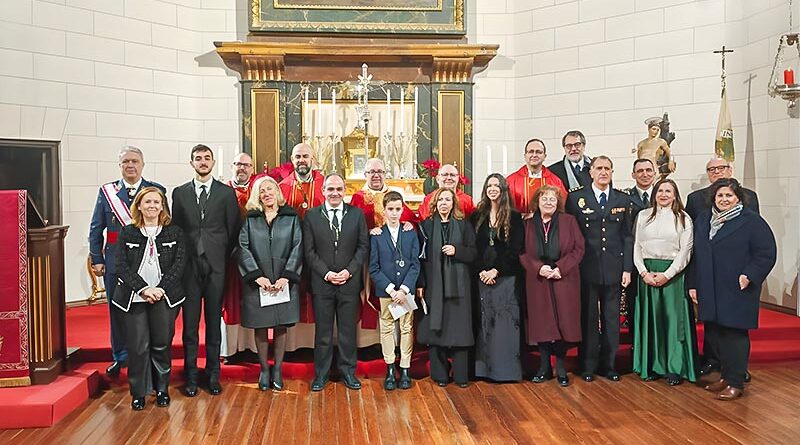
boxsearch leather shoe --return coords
[398,368,412,390]
[258,370,269,391]
[704,379,728,392]
[156,391,170,407]
[184,382,198,397]
[342,374,362,390]
[272,367,284,391]
[456,382,468,388]
[717,385,744,401]
[698,362,720,376]
[106,360,125,377]
[643,375,658,382]
[531,373,553,383]
[311,375,329,392]
[744,370,751,383]
[435,380,448,387]
[131,397,145,410]
[557,374,569,387]
[208,380,222,395]
[605,371,621,382]
[666,374,682,386]
[384,364,397,391]
[581,373,594,382]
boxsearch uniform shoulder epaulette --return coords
[568,186,584,192]
[615,187,631,195]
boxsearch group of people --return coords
[89,130,777,411]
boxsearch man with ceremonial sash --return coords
[507,138,567,218]
[418,163,474,220]
[89,145,165,377]
[279,142,324,220]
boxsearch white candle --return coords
[399,88,405,134]
[316,87,321,136]
[486,145,492,175]
[217,148,223,178]
[386,89,392,136]
[413,86,418,132]
[502,144,508,174]
[303,87,309,136]
[331,88,336,134]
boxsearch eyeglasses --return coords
[439,173,459,178]
[563,142,584,150]
[233,162,252,168]
[706,165,730,173]
[365,170,385,176]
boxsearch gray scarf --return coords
[709,203,743,240]
[564,156,588,189]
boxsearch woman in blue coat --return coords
[688,178,776,401]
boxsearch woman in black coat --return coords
[688,178,776,401]
[115,187,185,411]
[238,176,303,391]
[418,187,477,388]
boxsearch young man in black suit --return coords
[303,173,370,391]
[171,144,240,396]
[566,155,634,382]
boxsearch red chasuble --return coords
[278,170,325,220]
[418,189,475,220]
[349,185,418,229]
[506,166,567,213]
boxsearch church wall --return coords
[0,0,244,302]
[471,0,799,312]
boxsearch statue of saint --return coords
[634,116,675,180]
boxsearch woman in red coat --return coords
[520,185,585,387]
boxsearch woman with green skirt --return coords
[632,179,698,385]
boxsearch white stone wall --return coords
[0,0,244,302]
[470,0,799,312]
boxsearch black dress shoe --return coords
[744,370,751,383]
[643,375,659,382]
[106,361,125,377]
[258,370,269,391]
[557,374,569,387]
[398,368,412,390]
[531,372,553,383]
[208,380,222,395]
[435,380,448,387]
[605,371,621,382]
[156,391,170,407]
[698,362,720,376]
[131,397,145,411]
[342,374,362,390]
[184,382,198,397]
[456,382,468,388]
[666,374,682,386]
[271,367,284,391]
[581,373,594,382]
[311,375,329,392]
[384,364,397,391]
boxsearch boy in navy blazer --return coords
[368,191,421,390]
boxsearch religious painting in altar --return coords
[250,0,465,34]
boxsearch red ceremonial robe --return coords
[506,165,567,214]
[418,189,475,220]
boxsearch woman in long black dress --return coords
[418,187,477,387]
[238,176,303,391]
[471,174,524,382]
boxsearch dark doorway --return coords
[0,139,61,225]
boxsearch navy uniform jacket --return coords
[368,225,421,297]
[566,186,634,285]
[88,178,165,276]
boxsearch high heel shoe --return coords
[271,367,284,391]
[557,374,569,387]
[258,370,270,391]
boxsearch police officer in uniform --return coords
[566,155,634,382]
[89,145,165,376]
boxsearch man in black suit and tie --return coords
[303,173,369,391]
[684,156,759,380]
[566,155,634,382]
[548,130,593,190]
[171,144,240,396]
[624,158,656,341]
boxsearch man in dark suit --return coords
[624,158,657,339]
[548,130,593,190]
[89,145,165,377]
[171,144,240,396]
[303,173,370,391]
[684,157,759,379]
[566,155,634,382]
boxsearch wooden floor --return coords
[3,362,800,444]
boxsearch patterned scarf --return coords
[362,183,388,227]
[709,203,743,240]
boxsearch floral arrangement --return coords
[266,161,294,183]
[417,158,470,187]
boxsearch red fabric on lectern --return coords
[0,190,30,383]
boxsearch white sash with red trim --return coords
[101,181,133,226]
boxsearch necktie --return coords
[331,208,340,236]
[599,192,607,208]
[642,191,649,206]
[199,185,208,218]
[573,163,582,177]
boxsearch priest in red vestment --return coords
[507,138,567,217]
[279,142,324,220]
[418,163,475,220]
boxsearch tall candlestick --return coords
[386,89,392,136]
[413,86,418,132]
[316,87,322,136]
[331,88,336,133]
[399,88,405,134]
[303,87,309,136]
[502,144,508,174]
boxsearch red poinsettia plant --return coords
[418,158,440,179]
[266,161,294,183]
